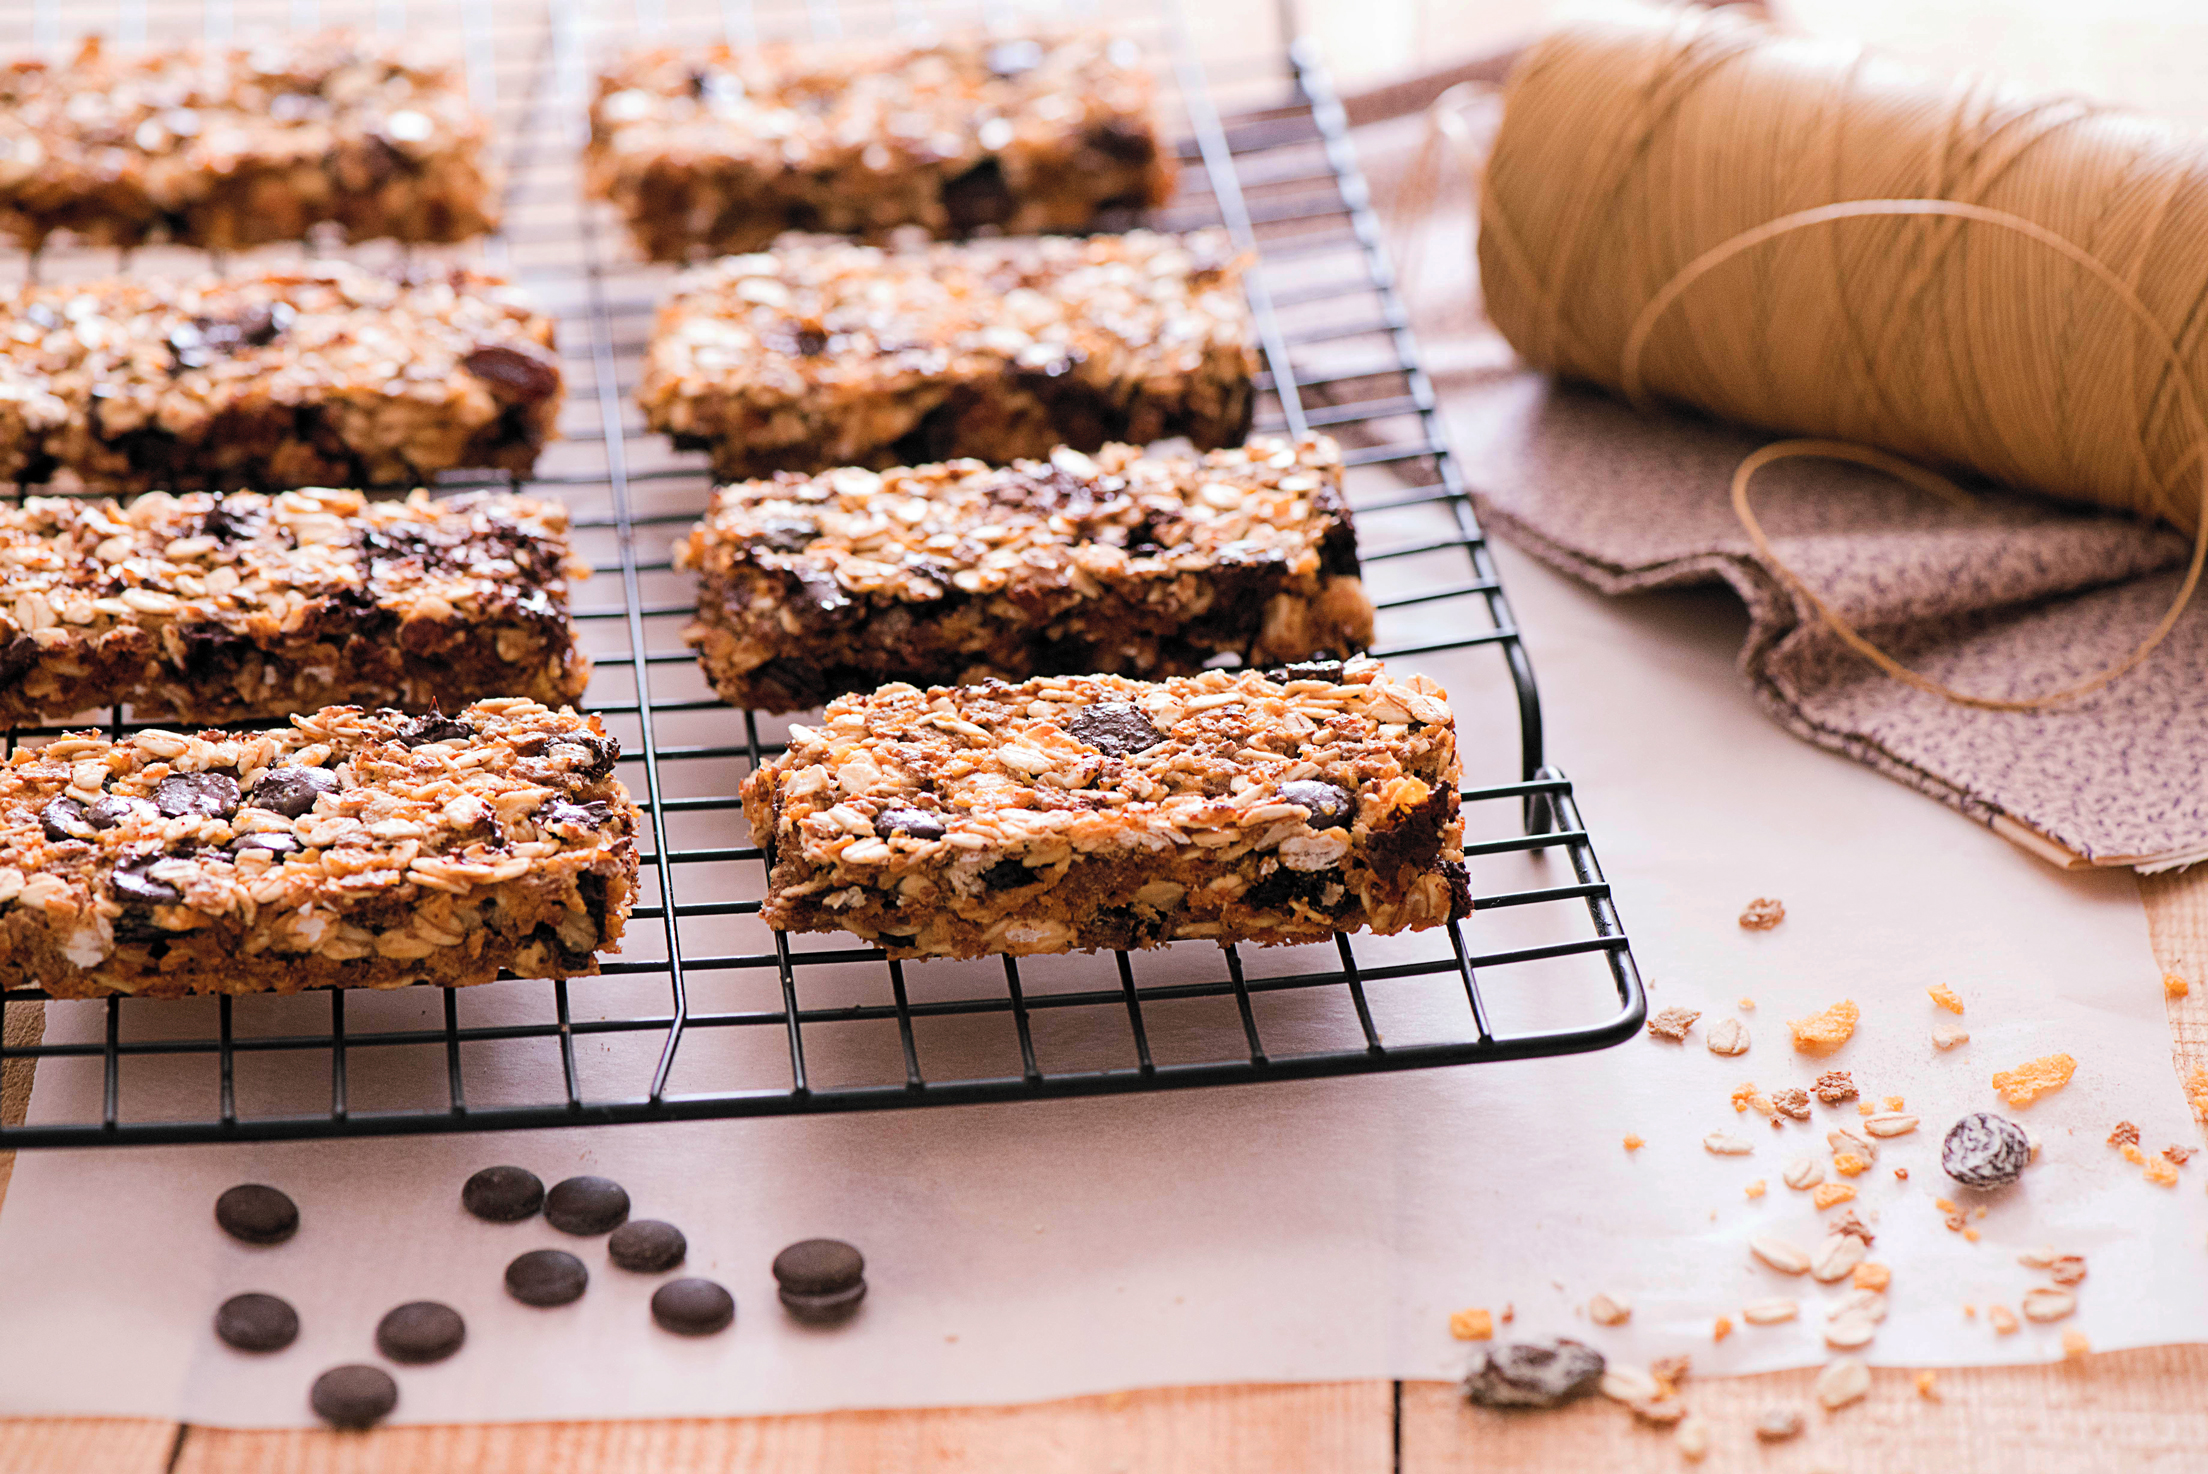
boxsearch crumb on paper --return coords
[1449,1308,1494,1341]
[1650,1354,1691,1390]
[1932,1022,1970,1050]
[1739,996,1756,1010]
[1883,1096,1905,1111]
[1648,1006,1700,1042]
[1833,1211,1874,1245]
[2145,1155,2180,1188]
[1834,1154,1868,1178]
[1927,983,1964,1014]
[1772,1087,1811,1120]
[2063,1330,2090,1360]
[1991,1053,2076,1108]
[1589,1293,1631,1327]
[1989,1305,2019,1335]
[1963,1227,1981,1242]
[2166,1145,2195,1165]
[2166,972,2190,998]
[1915,1370,1939,1399]
[1746,1179,1767,1199]
[1814,1071,1858,1105]
[1714,1316,1733,1342]
[1501,1303,1514,1324]
[1731,1081,1759,1113]
[2108,1121,2140,1149]
[1739,897,1784,930]
[1623,1133,1645,1152]
[1858,1101,1875,1116]
[1787,1000,1860,1055]
[1895,1167,1909,1180]
[1853,1262,1890,1291]
[2121,1143,2147,1166]
[1964,1305,1977,1318]
[1935,1198,1958,1215]
[2050,1256,2087,1287]
[1813,1182,1857,1209]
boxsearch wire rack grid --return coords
[0,0,1645,1149]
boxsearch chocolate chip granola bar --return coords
[0,32,497,251]
[740,660,1468,958]
[586,32,1170,261]
[0,700,636,999]
[637,230,1255,479]
[676,436,1374,712]
[0,263,562,493]
[0,486,589,726]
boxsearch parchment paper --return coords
[0,533,2202,1427]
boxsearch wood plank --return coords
[0,1418,176,1474]
[170,1381,1393,1474]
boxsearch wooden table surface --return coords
[10,0,2208,1469]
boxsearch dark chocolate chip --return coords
[750,517,819,553]
[984,39,1044,76]
[1942,1112,2032,1189]
[112,860,183,908]
[538,799,613,834]
[88,794,152,829]
[544,1175,629,1235]
[154,771,240,820]
[772,1238,865,1295]
[650,1277,735,1336]
[874,806,947,841]
[609,1219,688,1273]
[0,634,36,689]
[1084,120,1161,166]
[980,858,1034,891]
[310,1364,398,1429]
[38,796,91,842]
[779,1281,867,1323]
[1062,702,1163,758]
[215,1184,299,1245]
[942,158,1014,231]
[1276,780,1355,830]
[375,1301,466,1364]
[248,765,339,819]
[215,1292,299,1352]
[397,712,473,748]
[228,832,302,858]
[462,1164,545,1223]
[1263,659,1346,683]
[1462,1339,1606,1409]
[1241,865,1337,913]
[461,344,561,404]
[548,731,620,778]
[505,1248,589,1307]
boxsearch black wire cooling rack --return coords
[0,0,1645,1148]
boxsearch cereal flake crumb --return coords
[1813,1182,1857,1209]
[1647,1006,1700,1042]
[2062,1329,2090,1360]
[2145,1155,2180,1187]
[1963,1226,1981,1242]
[2121,1143,2147,1166]
[2108,1121,2141,1149]
[1927,983,1965,1014]
[1787,1000,1860,1055]
[1834,1154,1868,1178]
[2166,972,2190,998]
[1623,1133,1645,1152]
[1989,1305,2019,1335]
[1731,1081,1760,1113]
[1739,897,1785,930]
[1812,1071,1857,1105]
[1650,1353,1691,1390]
[1915,1369,1939,1400]
[1449,1308,1494,1341]
[1883,1096,1905,1111]
[1713,1315,1733,1342]
[1991,1053,2076,1108]
[1746,1179,1767,1199]
[1738,996,1756,1010]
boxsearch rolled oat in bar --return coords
[638,230,1255,480]
[677,436,1375,712]
[0,486,590,727]
[740,660,1468,958]
[587,32,1170,261]
[0,31,498,251]
[0,263,562,493]
[0,700,637,1000]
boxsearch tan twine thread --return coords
[1471,6,2208,710]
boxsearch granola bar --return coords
[586,32,1170,261]
[637,230,1256,479]
[0,263,562,493]
[0,486,590,726]
[0,32,497,251]
[0,700,637,1000]
[740,659,1468,958]
[676,436,1374,712]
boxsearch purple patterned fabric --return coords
[1446,371,2208,866]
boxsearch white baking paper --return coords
[1,513,2203,1426]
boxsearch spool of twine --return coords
[1475,4,2208,709]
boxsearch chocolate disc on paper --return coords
[215,1184,299,1245]
[462,1165,545,1223]
[651,1277,735,1336]
[375,1301,466,1364]
[609,1219,687,1273]
[544,1175,630,1235]
[214,1292,299,1353]
[506,1248,589,1307]
[310,1364,398,1429]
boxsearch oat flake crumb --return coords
[1813,1070,1858,1104]
[1647,1006,1700,1042]
[1449,1308,1494,1341]
[1739,897,1784,930]
[1787,1000,1860,1055]
[2166,1145,2195,1166]
[2108,1121,2141,1149]
[1772,1087,1812,1120]
[2063,1329,2090,1360]
[2050,1256,2087,1287]
[1932,1022,1970,1050]
[1588,1293,1631,1327]
[1989,1305,2019,1335]
[1991,1052,2076,1108]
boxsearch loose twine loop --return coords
[1432,11,2208,711]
